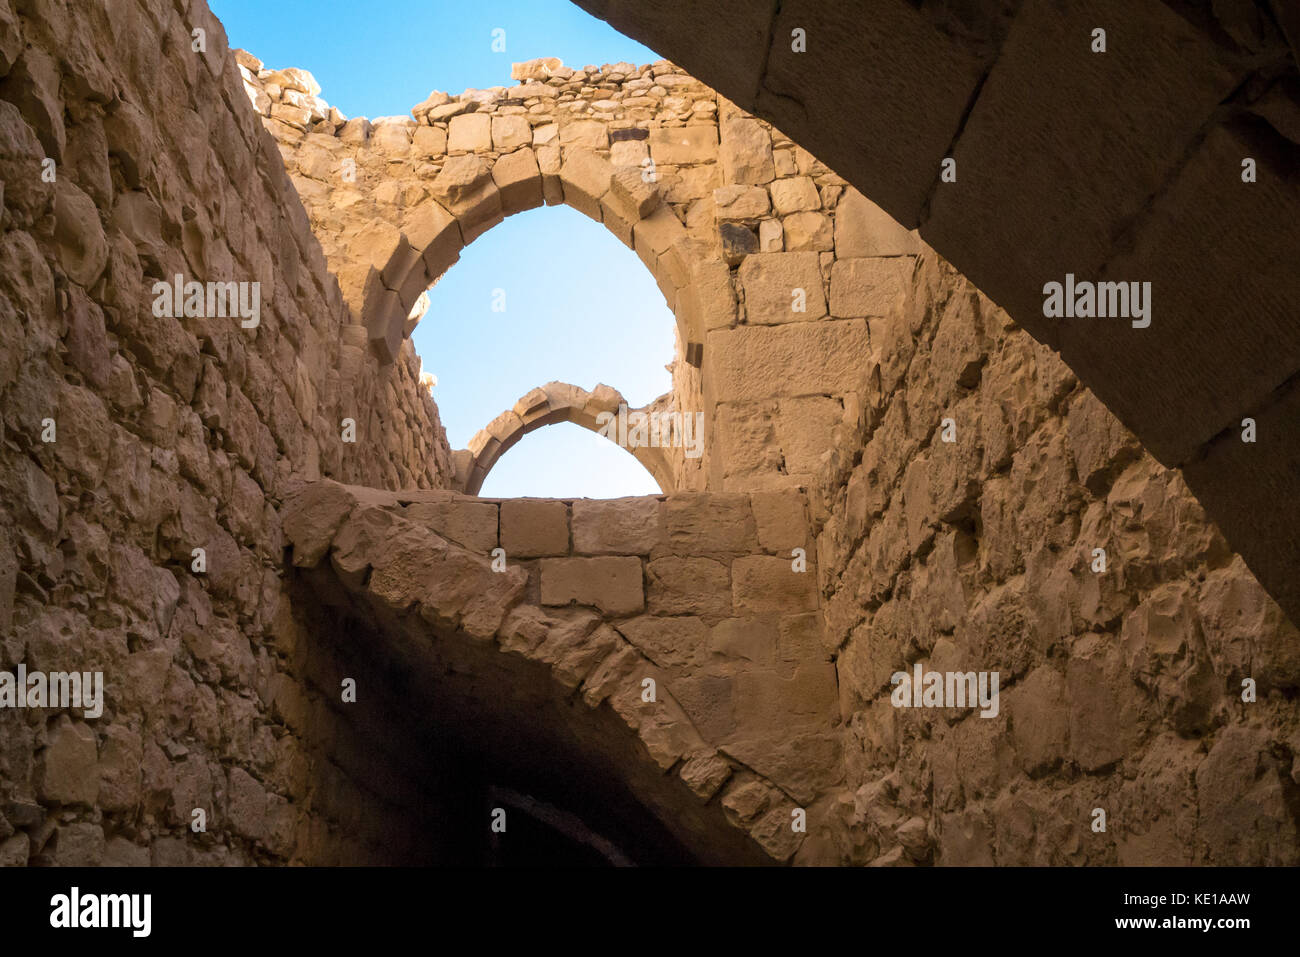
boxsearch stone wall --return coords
[281,480,841,863]
[238,51,914,496]
[808,251,1300,865]
[1,0,1296,867]
[0,0,455,865]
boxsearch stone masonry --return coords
[0,0,1295,866]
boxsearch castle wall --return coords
[0,0,453,865]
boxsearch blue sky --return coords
[212,0,672,498]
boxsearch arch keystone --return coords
[491,147,544,215]
[559,149,614,221]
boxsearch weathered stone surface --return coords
[737,251,826,324]
[835,188,919,257]
[541,557,644,616]
[719,117,773,185]
[501,498,569,557]
[650,125,718,165]
[572,497,662,554]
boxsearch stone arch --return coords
[454,381,673,495]
[564,0,1300,625]
[282,480,837,864]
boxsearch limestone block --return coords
[647,556,732,618]
[491,147,543,215]
[649,125,718,165]
[732,555,817,614]
[492,114,532,152]
[264,67,320,96]
[758,218,783,252]
[835,187,919,257]
[604,165,661,223]
[560,148,613,220]
[573,497,664,554]
[541,556,644,615]
[663,493,758,557]
[448,112,492,152]
[769,175,820,214]
[428,100,473,122]
[38,717,98,805]
[720,117,774,185]
[631,205,688,277]
[405,499,498,553]
[781,211,833,252]
[616,615,709,671]
[706,319,870,401]
[412,125,447,155]
[749,490,808,551]
[501,499,570,558]
[338,117,371,143]
[738,251,826,324]
[513,57,564,81]
[430,154,502,241]
[53,178,108,288]
[560,119,609,149]
[829,257,911,318]
[610,138,649,167]
[373,120,416,152]
[713,184,769,221]
[536,144,564,204]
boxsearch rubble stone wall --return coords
[808,252,1300,865]
[0,0,455,865]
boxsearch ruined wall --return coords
[281,480,841,863]
[240,52,899,497]
[810,252,1300,865]
[0,0,455,865]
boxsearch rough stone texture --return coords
[283,483,837,860]
[0,0,453,868]
[570,0,1300,630]
[2,0,1295,869]
[813,251,1300,866]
